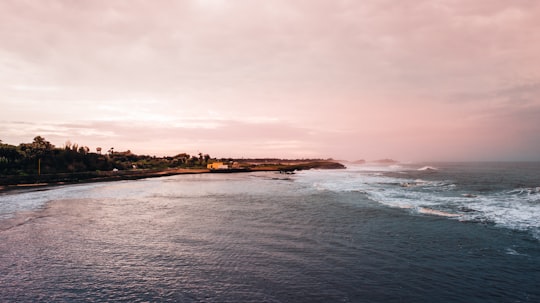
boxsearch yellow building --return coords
[207,162,229,169]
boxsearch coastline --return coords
[0,168,210,193]
[0,161,346,193]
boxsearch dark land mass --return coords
[0,136,345,191]
[0,161,345,192]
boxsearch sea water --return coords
[0,162,539,302]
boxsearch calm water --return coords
[1,163,539,302]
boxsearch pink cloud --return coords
[1,0,539,161]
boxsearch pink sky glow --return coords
[1,0,540,161]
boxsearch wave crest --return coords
[417,166,437,171]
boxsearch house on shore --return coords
[207,162,229,170]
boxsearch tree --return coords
[19,136,53,159]
[0,143,22,166]
[198,152,203,162]
[188,155,199,166]
[32,136,54,151]
[78,146,89,155]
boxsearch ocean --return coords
[1,162,539,302]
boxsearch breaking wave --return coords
[297,163,540,240]
[417,166,438,171]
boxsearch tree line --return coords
[0,136,212,176]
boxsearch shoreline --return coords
[0,161,346,193]
[0,168,211,193]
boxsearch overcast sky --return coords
[1,0,539,161]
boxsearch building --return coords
[207,162,229,170]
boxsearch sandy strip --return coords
[0,168,212,193]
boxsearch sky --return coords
[1,0,540,161]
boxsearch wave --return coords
[505,248,529,256]
[0,182,123,219]
[416,207,461,218]
[376,187,540,239]
[507,187,540,197]
[296,167,540,240]
[0,213,51,232]
[417,166,438,171]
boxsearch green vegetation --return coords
[0,136,345,187]
[0,136,213,175]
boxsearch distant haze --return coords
[1,0,539,161]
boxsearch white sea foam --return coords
[296,166,540,240]
[417,207,461,217]
[417,166,438,171]
[505,248,528,256]
[463,193,540,232]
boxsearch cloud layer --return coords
[1,0,539,161]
